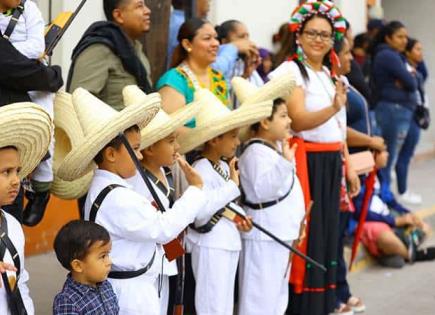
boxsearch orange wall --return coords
[24,196,79,256]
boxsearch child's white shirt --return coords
[186,158,243,251]
[126,169,203,277]
[0,0,45,59]
[0,210,34,315]
[239,141,305,241]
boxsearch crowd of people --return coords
[0,0,433,315]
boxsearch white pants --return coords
[110,273,160,315]
[29,91,54,183]
[238,239,291,315]
[191,244,239,315]
[155,275,169,315]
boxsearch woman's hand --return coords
[229,157,240,186]
[332,80,347,112]
[369,136,386,152]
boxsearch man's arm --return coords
[0,37,63,92]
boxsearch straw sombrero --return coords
[123,85,203,149]
[0,103,52,178]
[231,70,296,105]
[57,88,161,181]
[51,92,93,199]
[178,89,273,155]
[231,71,296,141]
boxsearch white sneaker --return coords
[390,171,397,182]
[399,191,423,205]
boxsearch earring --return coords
[296,43,305,63]
[187,48,192,53]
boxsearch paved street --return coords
[25,158,435,314]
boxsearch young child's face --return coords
[0,0,20,11]
[114,129,142,178]
[0,147,20,207]
[266,103,291,141]
[213,128,241,159]
[77,241,112,286]
[144,132,180,167]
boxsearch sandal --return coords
[330,303,354,315]
[347,296,366,313]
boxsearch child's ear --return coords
[260,118,270,130]
[70,259,84,273]
[103,146,117,163]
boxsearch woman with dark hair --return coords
[157,18,229,129]
[395,38,428,204]
[370,21,418,203]
[269,2,360,315]
[215,19,264,103]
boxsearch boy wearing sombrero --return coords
[122,85,205,314]
[0,103,53,315]
[56,87,208,315]
[178,89,272,315]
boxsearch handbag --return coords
[414,104,430,130]
[349,151,375,175]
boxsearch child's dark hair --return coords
[250,98,286,133]
[103,0,128,21]
[54,220,111,271]
[94,125,139,164]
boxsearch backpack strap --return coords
[2,0,26,40]
[89,184,124,222]
[0,211,28,315]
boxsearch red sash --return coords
[289,138,343,294]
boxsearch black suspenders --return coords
[0,211,28,315]
[2,0,26,40]
[88,184,156,279]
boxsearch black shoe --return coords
[378,255,406,268]
[416,247,435,262]
[407,234,417,264]
[22,190,50,227]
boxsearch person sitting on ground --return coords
[53,220,119,314]
[355,151,435,268]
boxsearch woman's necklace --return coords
[304,62,346,141]
[180,62,211,90]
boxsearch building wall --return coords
[382,0,435,152]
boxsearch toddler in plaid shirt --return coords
[53,220,119,315]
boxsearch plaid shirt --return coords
[53,274,119,315]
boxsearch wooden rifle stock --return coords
[44,0,87,57]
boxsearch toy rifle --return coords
[119,134,185,262]
[222,202,327,272]
[43,0,88,57]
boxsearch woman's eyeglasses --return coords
[303,30,333,42]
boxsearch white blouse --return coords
[269,60,347,143]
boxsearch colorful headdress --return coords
[289,0,347,41]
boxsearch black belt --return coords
[108,249,156,280]
[242,173,295,210]
[189,209,225,234]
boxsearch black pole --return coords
[226,204,327,272]
[119,133,168,213]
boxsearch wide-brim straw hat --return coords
[57,87,161,181]
[231,70,296,105]
[231,71,296,141]
[123,85,203,150]
[51,92,93,199]
[0,103,52,178]
[178,89,273,155]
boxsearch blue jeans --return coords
[375,101,413,191]
[395,119,421,194]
